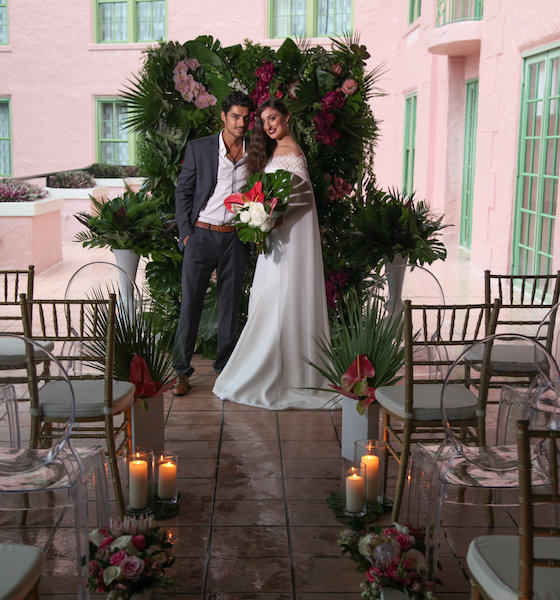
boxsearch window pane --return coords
[273,0,307,37]
[99,102,130,166]
[136,0,165,42]
[317,0,351,36]
[0,102,11,176]
[0,0,7,45]
[99,1,127,42]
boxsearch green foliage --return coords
[350,184,449,274]
[48,170,96,189]
[74,184,171,256]
[0,179,47,202]
[82,287,175,395]
[85,163,128,178]
[306,287,404,400]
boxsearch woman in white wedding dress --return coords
[212,99,333,410]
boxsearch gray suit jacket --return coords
[175,134,220,242]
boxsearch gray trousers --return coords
[173,227,248,376]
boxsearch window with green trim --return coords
[0,0,8,45]
[460,78,479,250]
[0,100,12,176]
[408,0,421,24]
[402,93,417,194]
[269,0,352,38]
[95,0,165,43]
[512,47,560,277]
[96,100,135,165]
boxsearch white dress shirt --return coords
[198,132,247,225]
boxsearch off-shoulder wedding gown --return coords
[212,155,334,409]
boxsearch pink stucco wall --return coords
[1,1,559,274]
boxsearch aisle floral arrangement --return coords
[87,515,176,599]
[338,523,437,600]
[224,169,292,253]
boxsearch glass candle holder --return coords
[354,439,384,504]
[125,448,154,514]
[155,452,178,503]
[341,460,367,516]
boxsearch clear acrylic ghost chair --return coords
[407,333,560,579]
[0,335,109,599]
[64,260,142,309]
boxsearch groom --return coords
[172,91,254,395]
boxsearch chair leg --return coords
[391,420,413,523]
[381,411,390,501]
[105,415,125,519]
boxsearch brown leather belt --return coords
[195,220,236,233]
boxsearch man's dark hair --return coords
[222,91,254,115]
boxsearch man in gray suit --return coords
[172,91,254,395]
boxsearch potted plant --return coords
[0,178,63,271]
[84,287,175,453]
[306,287,404,459]
[74,184,170,289]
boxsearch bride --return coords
[212,98,333,410]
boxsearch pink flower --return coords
[120,555,145,579]
[98,535,114,550]
[341,78,359,95]
[287,81,299,99]
[275,89,283,98]
[131,535,146,551]
[331,63,343,76]
[184,57,200,71]
[194,91,217,109]
[109,550,127,566]
[89,560,100,576]
[397,533,412,551]
[321,90,345,110]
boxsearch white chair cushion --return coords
[39,379,135,419]
[467,535,560,600]
[376,383,477,421]
[0,542,42,599]
[0,338,55,367]
[465,343,547,374]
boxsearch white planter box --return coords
[131,395,165,454]
[46,186,109,243]
[341,396,381,460]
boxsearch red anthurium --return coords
[340,354,375,392]
[243,180,264,203]
[129,354,158,399]
[224,192,244,213]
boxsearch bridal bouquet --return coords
[339,523,437,600]
[87,515,176,599]
[224,169,292,253]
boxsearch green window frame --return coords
[0,0,8,45]
[402,93,417,195]
[0,99,12,177]
[268,0,353,38]
[96,99,135,166]
[436,0,483,27]
[460,78,479,250]
[408,0,421,24]
[94,0,166,43]
[513,46,560,277]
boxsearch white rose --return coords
[248,202,268,227]
[239,209,251,223]
[358,533,373,556]
[103,565,122,586]
[403,548,426,574]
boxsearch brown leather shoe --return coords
[172,375,189,396]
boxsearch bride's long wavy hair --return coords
[246,98,291,176]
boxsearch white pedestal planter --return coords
[0,197,64,272]
[131,395,165,454]
[112,248,140,307]
[341,396,381,460]
[383,255,407,317]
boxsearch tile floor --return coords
[4,239,522,599]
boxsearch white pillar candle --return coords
[129,459,148,509]
[362,454,379,501]
[157,460,177,500]
[345,471,365,513]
